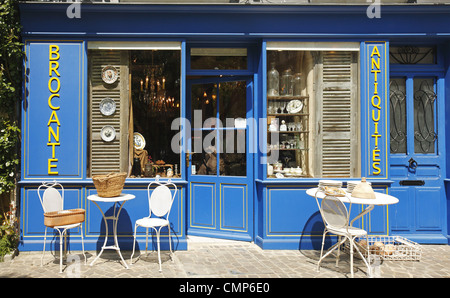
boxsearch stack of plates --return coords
[346,181,371,193]
[318,180,342,191]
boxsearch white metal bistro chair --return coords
[37,181,86,273]
[130,178,177,272]
[315,191,370,278]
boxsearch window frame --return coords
[87,41,184,179]
[264,41,361,179]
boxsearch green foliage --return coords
[0,0,22,195]
[0,211,19,259]
[1,0,23,119]
[0,0,23,257]
[0,120,19,195]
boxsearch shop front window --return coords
[88,44,181,178]
[266,42,361,178]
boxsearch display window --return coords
[87,42,181,178]
[266,42,361,178]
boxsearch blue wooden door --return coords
[186,77,253,241]
[389,75,447,243]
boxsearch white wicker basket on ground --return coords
[357,236,422,261]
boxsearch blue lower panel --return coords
[189,182,215,229]
[257,184,392,250]
[19,184,187,251]
[220,183,247,232]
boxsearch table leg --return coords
[90,201,129,269]
[350,204,374,227]
[90,200,109,266]
[349,204,375,277]
[112,201,129,269]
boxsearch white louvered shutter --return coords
[315,51,359,178]
[88,50,129,176]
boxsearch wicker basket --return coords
[350,236,422,261]
[92,172,127,197]
[44,209,85,227]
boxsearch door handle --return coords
[408,157,418,170]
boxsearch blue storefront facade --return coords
[18,2,450,252]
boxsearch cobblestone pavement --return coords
[1,237,449,279]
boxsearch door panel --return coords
[187,76,253,241]
[389,74,444,239]
[415,187,441,231]
[190,182,216,229]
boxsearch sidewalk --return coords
[1,237,449,278]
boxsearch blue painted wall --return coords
[18,3,450,251]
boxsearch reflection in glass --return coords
[191,130,218,175]
[414,78,437,154]
[389,78,407,154]
[190,48,247,70]
[219,81,246,126]
[191,83,217,127]
[219,129,246,176]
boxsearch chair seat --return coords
[327,225,367,237]
[136,217,169,228]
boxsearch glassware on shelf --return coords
[279,120,287,131]
[293,73,302,96]
[267,62,279,96]
[280,68,293,96]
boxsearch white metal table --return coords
[306,187,399,276]
[306,187,399,226]
[87,193,135,269]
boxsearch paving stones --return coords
[0,239,449,278]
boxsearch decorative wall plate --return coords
[133,132,146,150]
[99,98,116,116]
[286,99,303,114]
[101,65,118,84]
[100,125,116,142]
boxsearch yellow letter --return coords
[372,162,381,175]
[371,57,380,70]
[370,46,380,58]
[47,142,60,159]
[49,61,60,77]
[48,158,59,175]
[48,126,60,143]
[48,93,60,110]
[372,109,381,122]
[48,77,60,93]
[372,149,381,162]
[49,45,60,61]
[47,110,61,126]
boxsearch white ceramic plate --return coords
[100,125,116,142]
[101,65,118,84]
[99,97,116,116]
[286,99,303,113]
[133,132,146,150]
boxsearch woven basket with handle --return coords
[44,209,85,227]
[92,172,127,197]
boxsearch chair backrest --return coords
[37,182,64,213]
[319,195,349,229]
[147,180,177,219]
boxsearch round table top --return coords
[87,193,135,203]
[306,188,399,206]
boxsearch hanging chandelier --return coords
[137,52,177,114]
